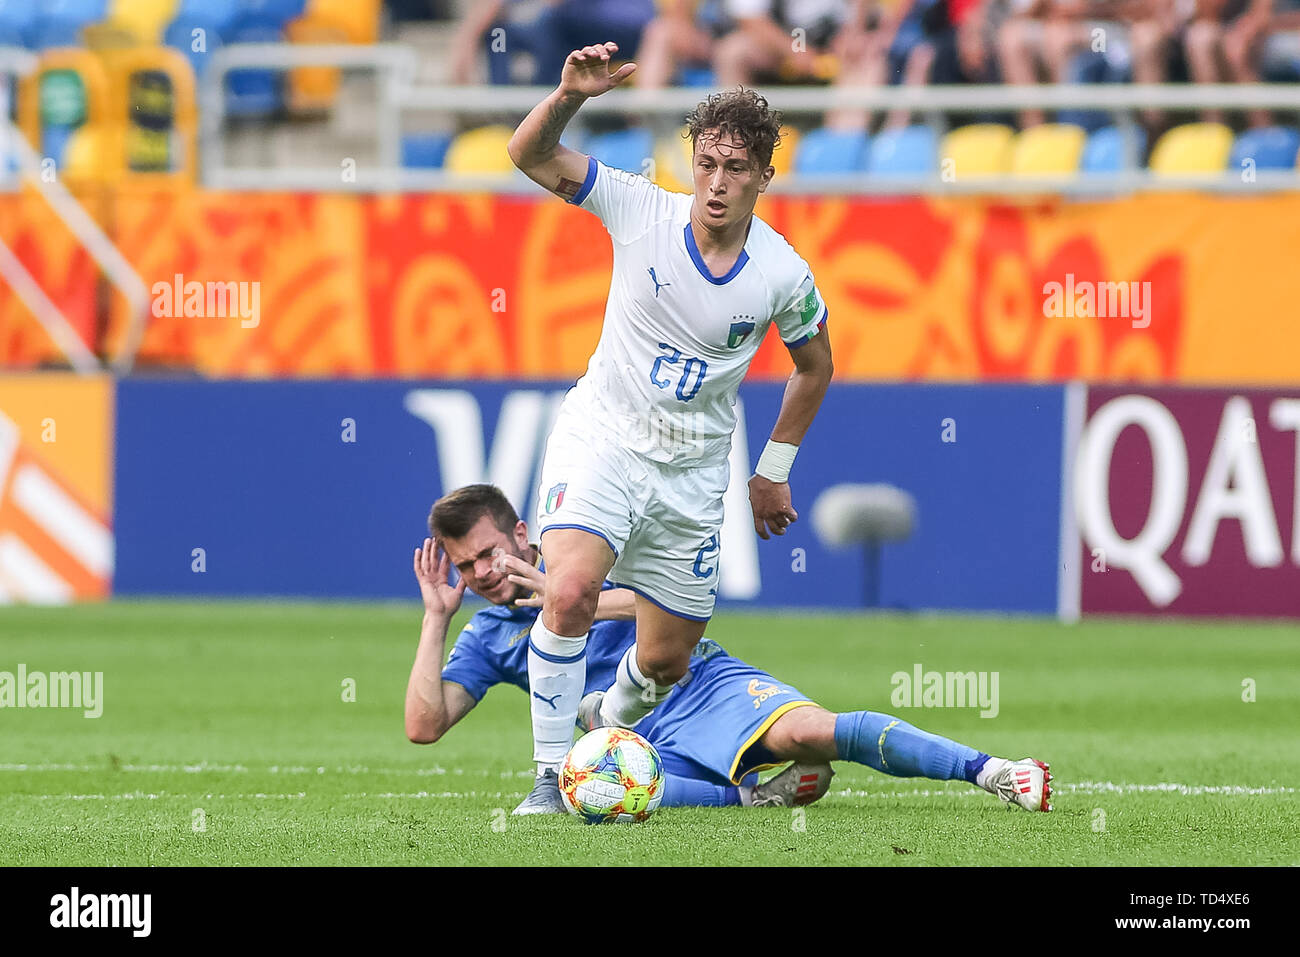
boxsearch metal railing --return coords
[193,43,1300,194]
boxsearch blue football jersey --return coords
[441,602,637,703]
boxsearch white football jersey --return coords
[563,157,828,466]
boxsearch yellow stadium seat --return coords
[940,123,1014,178]
[1010,123,1085,176]
[652,125,694,192]
[301,0,382,44]
[444,125,517,176]
[771,124,799,177]
[107,0,179,44]
[63,126,107,180]
[1149,122,1233,176]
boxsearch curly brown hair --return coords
[683,87,783,170]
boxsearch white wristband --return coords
[755,440,798,484]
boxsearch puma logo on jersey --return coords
[647,267,671,297]
[532,691,562,710]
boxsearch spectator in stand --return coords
[711,0,853,86]
[1131,0,1280,128]
[448,0,656,85]
[999,0,1148,127]
[635,1,731,88]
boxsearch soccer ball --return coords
[559,727,665,824]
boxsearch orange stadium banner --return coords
[2,189,1300,383]
[0,374,114,603]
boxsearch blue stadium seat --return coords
[401,132,453,169]
[0,0,38,45]
[224,20,284,117]
[165,16,222,78]
[585,128,654,174]
[1229,126,1300,171]
[867,125,936,176]
[678,66,717,87]
[795,128,869,175]
[29,19,86,49]
[1056,51,1128,134]
[42,125,76,167]
[1080,125,1147,173]
[42,0,110,24]
[236,0,307,30]
[176,0,240,34]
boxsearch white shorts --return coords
[535,410,729,622]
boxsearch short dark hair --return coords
[428,484,520,539]
[684,87,783,169]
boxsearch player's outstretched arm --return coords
[749,328,834,540]
[507,42,636,199]
[405,538,476,744]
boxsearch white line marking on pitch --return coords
[0,762,534,778]
[14,782,1295,802]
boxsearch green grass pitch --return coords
[2,601,1297,866]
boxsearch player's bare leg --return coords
[759,705,1053,812]
[514,527,614,816]
[595,595,706,729]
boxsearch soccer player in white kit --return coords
[506,41,834,813]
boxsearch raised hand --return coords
[413,537,466,619]
[496,553,546,608]
[559,42,637,98]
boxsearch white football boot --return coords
[986,758,1053,812]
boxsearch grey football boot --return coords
[512,767,568,816]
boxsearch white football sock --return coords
[599,643,675,729]
[976,756,1010,792]
[527,618,587,772]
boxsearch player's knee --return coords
[637,647,690,687]
[545,575,600,630]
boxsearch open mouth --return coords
[706,200,726,213]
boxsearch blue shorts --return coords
[637,643,817,786]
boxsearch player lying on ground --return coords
[507,42,835,812]
[403,485,1053,813]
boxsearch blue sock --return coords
[833,711,990,783]
[661,775,741,808]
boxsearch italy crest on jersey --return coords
[727,317,756,348]
[545,483,567,514]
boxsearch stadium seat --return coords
[794,128,869,175]
[0,0,38,46]
[175,0,239,34]
[224,20,284,117]
[444,125,516,176]
[106,0,179,43]
[164,15,222,77]
[1149,122,1233,176]
[939,123,1014,177]
[1080,125,1146,173]
[297,0,380,44]
[42,124,76,167]
[401,132,453,169]
[29,19,87,50]
[1010,123,1086,176]
[1229,126,1300,171]
[42,0,110,23]
[586,127,654,175]
[652,125,694,192]
[867,125,937,176]
[678,66,717,87]
[237,0,307,28]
